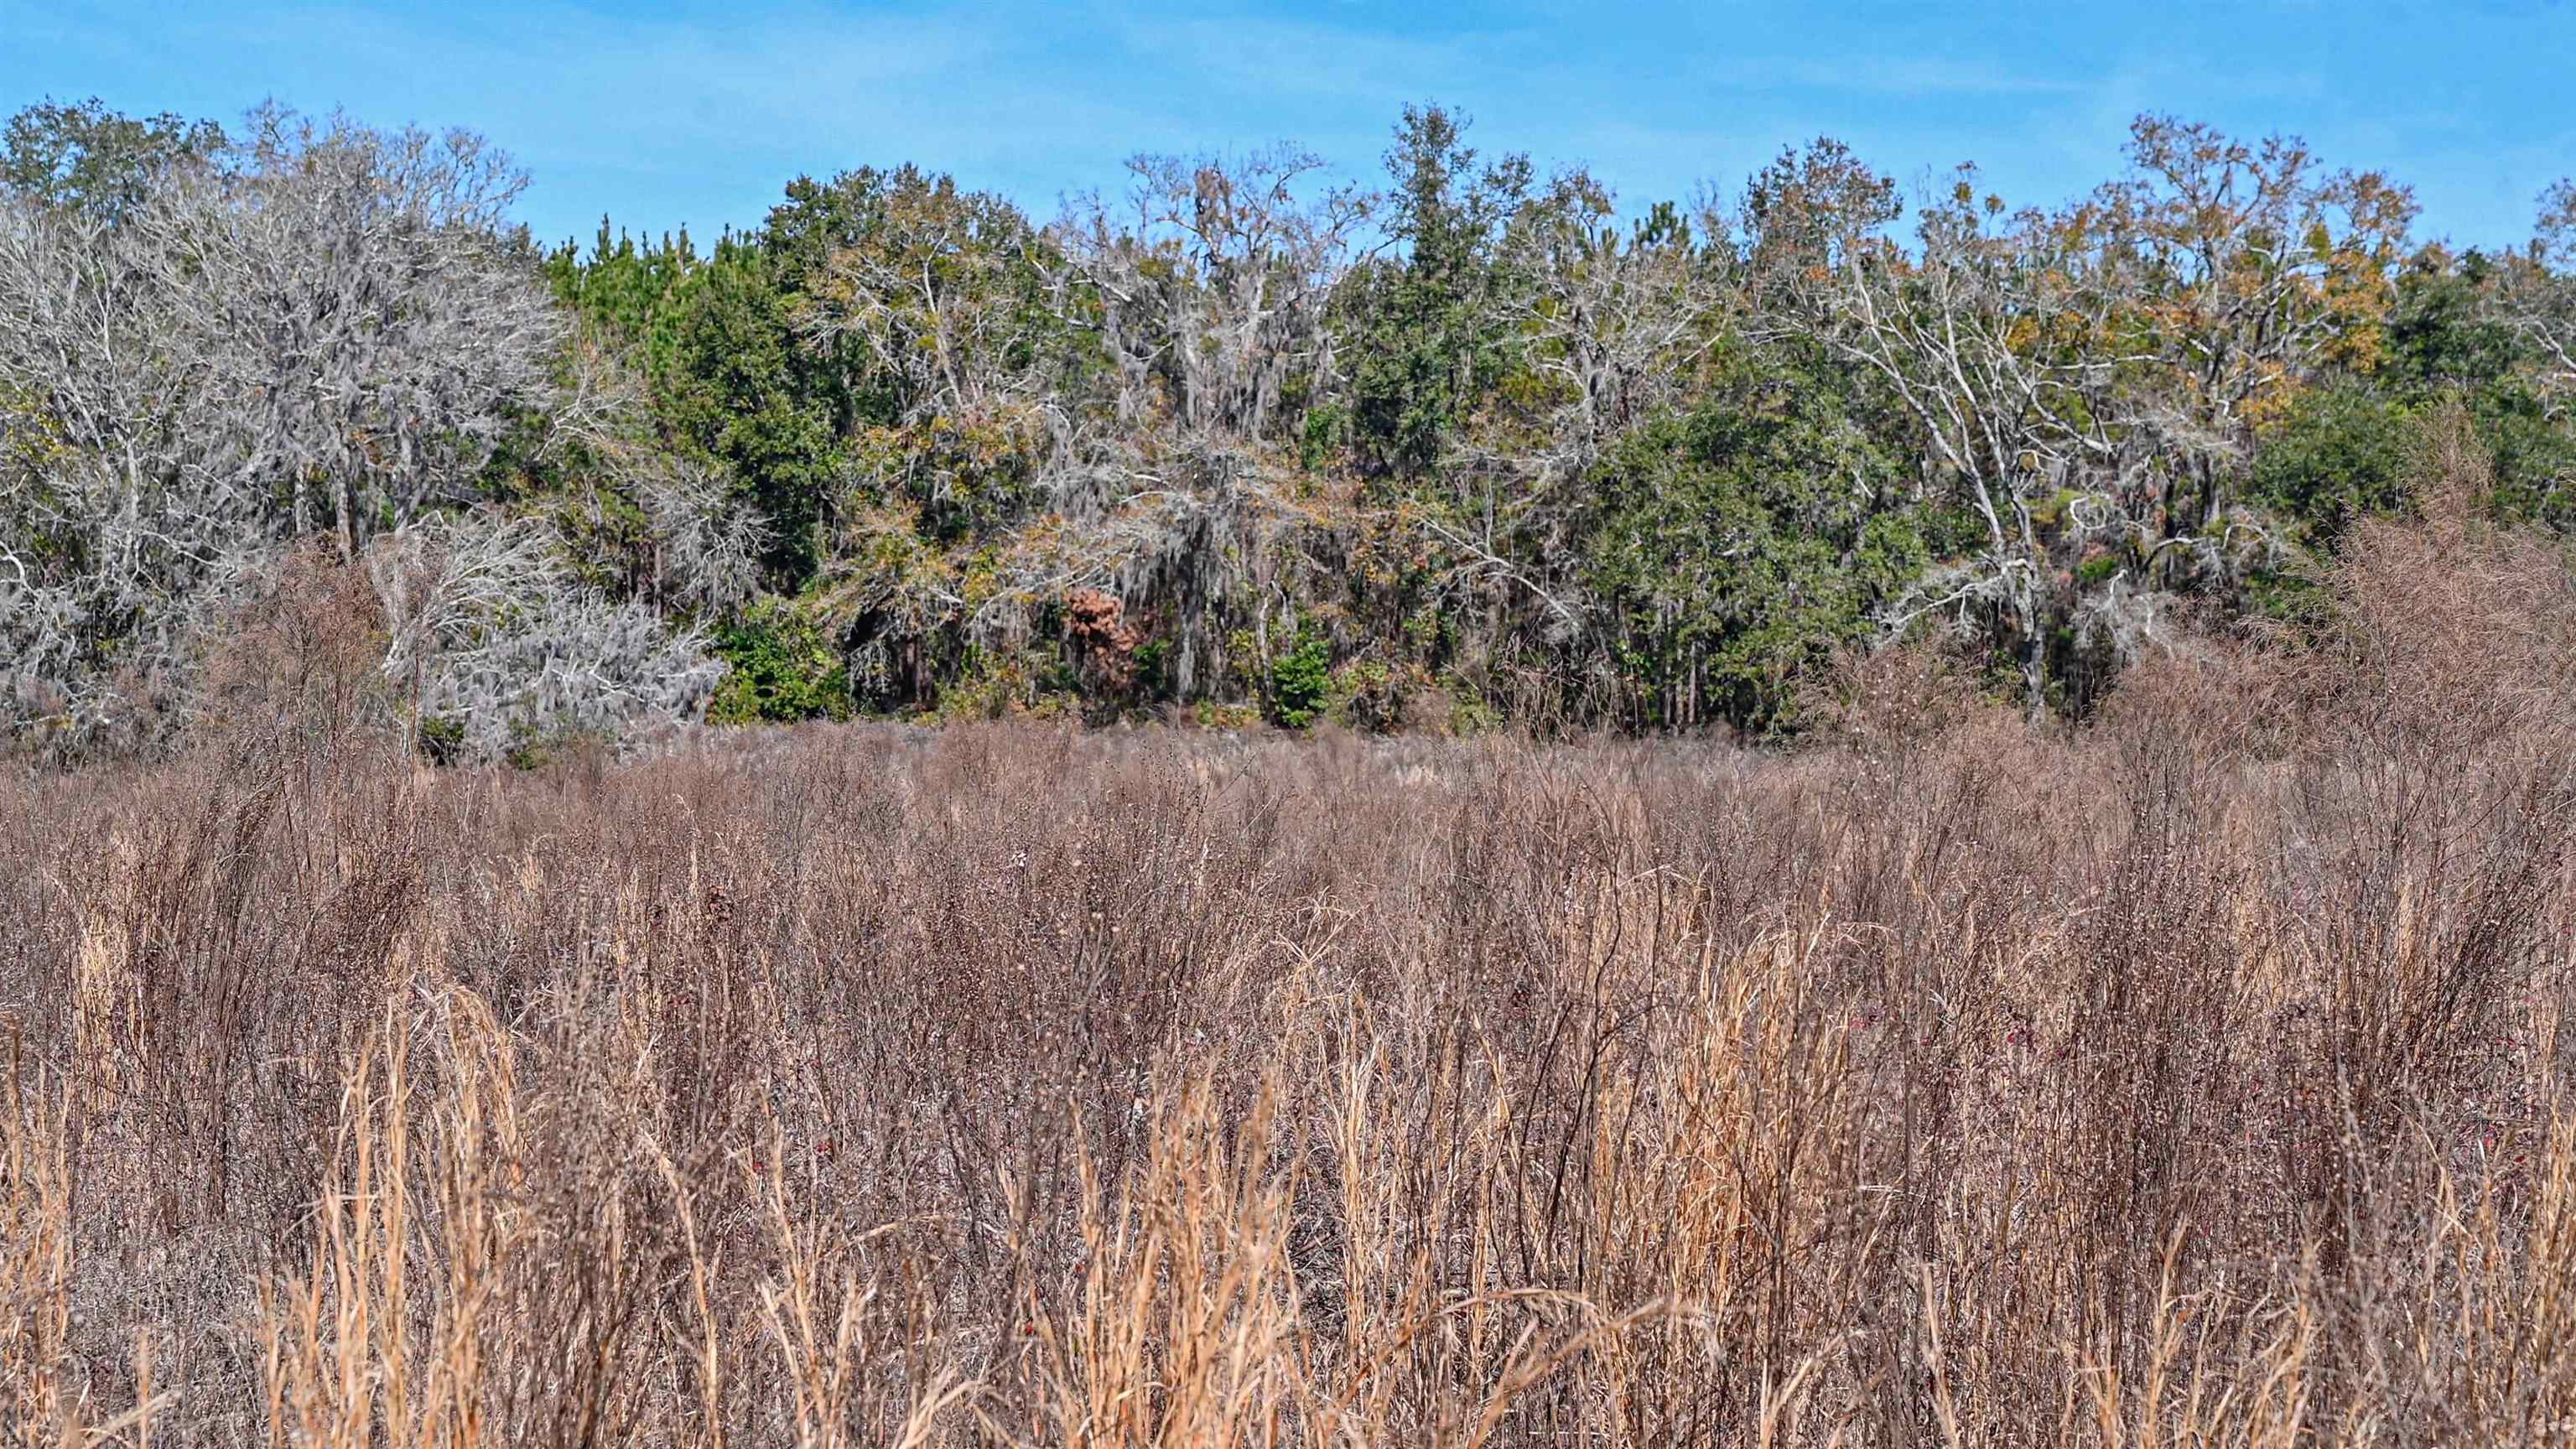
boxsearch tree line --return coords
[5,95,2573,761]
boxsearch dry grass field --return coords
[5,449,2576,1445]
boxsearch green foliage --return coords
[1575,353,1936,733]
[506,109,2576,739]
[660,241,844,586]
[2250,373,2575,547]
[1337,105,1532,481]
[545,166,1080,612]
[708,597,852,724]
[2368,250,2576,531]
[415,714,468,766]
[765,166,1069,429]
[1266,631,1333,730]
[2478,392,2576,532]
[1,96,225,221]
[2388,250,2524,390]
[548,222,844,590]
[1131,638,1173,700]
[1318,657,1463,734]
[1299,402,1350,471]
[545,221,702,378]
[2241,567,2334,631]
[2249,384,2420,547]
[1195,700,1264,731]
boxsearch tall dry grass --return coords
[3,422,2575,1445]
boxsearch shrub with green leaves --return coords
[708,597,851,724]
[1266,632,1332,730]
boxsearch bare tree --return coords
[1490,174,1727,482]
[1058,147,1370,446]
[1772,161,2139,716]
[171,106,567,553]
[1410,173,1732,674]
[2086,116,2418,544]
[542,335,771,616]
[2505,179,2576,416]
[631,456,769,617]
[795,169,1058,431]
[0,106,708,756]
[372,510,722,760]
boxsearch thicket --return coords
[3,416,2575,1445]
[7,97,2576,761]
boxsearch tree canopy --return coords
[6,96,2573,759]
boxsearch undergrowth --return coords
[3,429,2574,1446]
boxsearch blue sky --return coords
[7,0,2572,252]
